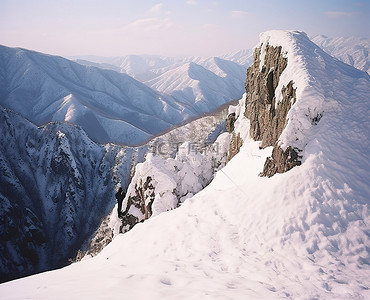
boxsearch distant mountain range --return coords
[312,35,370,74]
[0,46,252,146]
[71,49,253,81]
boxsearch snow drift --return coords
[1,30,369,299]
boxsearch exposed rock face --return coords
[226,112,242,161]
[244,45,294,148]
[229,44,302,175]
[225,112,236,133]
[83,214,113,258]
[261,146,302,177]
[228,132,243,161]
[120,176,155,233]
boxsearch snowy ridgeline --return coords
[1,30,369,299]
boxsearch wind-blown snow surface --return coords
[1,31,370,299]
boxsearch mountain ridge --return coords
[1,30,369,299]
[2,30,368,298]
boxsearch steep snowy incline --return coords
[1,31,370,299]
[312,35,370,74]
[0,45,189,145]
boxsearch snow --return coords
[311,35,370,74]
[145,58,246,114]
[115,132,230,224]
[74,53,249,118]
[1,30,370,299]
[258,30,368,152]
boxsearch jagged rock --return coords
[120,176,155,233]
[83,214,113,258]
[261,146,302,177]
[225,113,236,133]
[228,132,243,161]
[244,45,296,148]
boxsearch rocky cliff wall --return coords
[0,107,141,283]
[228,44,301,176]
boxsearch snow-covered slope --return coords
[0,98,229,281]
[85,107,230,255]
[1,30,369,299]
[0,106,145,282]
[312,35,370,74]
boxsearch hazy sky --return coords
[0,0,369,57]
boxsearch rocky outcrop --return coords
[83,214,113,258]
[228,132,243,161]
[228,44,302,176]
[244,45,295,148]
[120,176,155,233]
[261,146,302,177]
[225,113,236,133]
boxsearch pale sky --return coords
[0,0,369,57]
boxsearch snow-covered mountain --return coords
[0,100,230,282]
[0,106,140,282]
[0,45,190,146]
[145,58,245,113]
[71,50,253,79]
[219,48,254,66]
[2,30,369,299]
[74,52,252,116]
[72,54,184,81]
[312,35,370,74]
[0,45,247,146]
